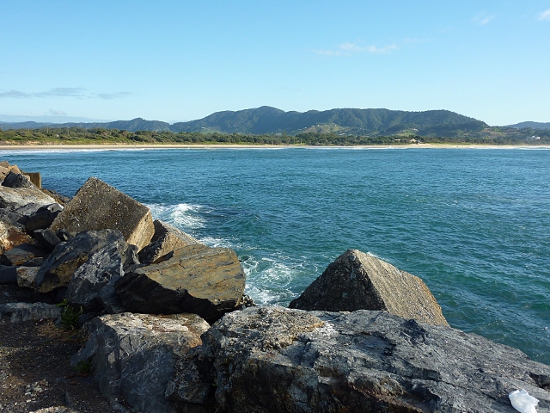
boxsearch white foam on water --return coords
[147,203,205,230]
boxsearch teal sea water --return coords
[2,147,549,364]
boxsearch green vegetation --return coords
[0,125,549,146]
[56,299,83,330]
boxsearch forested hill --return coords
[0,107,487,137]
[508,121,550,130]
[173,107,488,136]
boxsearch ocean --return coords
[2,146,549,364]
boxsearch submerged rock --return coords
[290,249,449,326]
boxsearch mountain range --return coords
[0,106,546,136]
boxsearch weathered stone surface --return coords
[66,244,125,312]
[49,177,154,251]
[116,244,246,322]
[0,302,61,323]
[0,218,33,253]
[0,185,56,211]
[35,229,133,293]
[138,219,202,265]
[16,266,39,289]
[290,249,449,326]
[201,306,550,413]
[1,243,48,266]
[71,312,210,413]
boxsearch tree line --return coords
[0,126,548,146]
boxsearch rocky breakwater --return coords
[1,161,549,413]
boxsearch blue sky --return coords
[1,1,549,125]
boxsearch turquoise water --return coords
[2,147,549,364]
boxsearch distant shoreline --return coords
[1,143,549,151]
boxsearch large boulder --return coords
[116,244,246,323]
[35,229,136,293]
[201,306,550,413]
[289,249,449,326]
[138,219,202,265]
[71,312,210,413]
[49,177,154,251]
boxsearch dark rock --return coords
[115,244,246,323]
[65,244,125,312]
[201,306,550,413]
[21,256,44,267]
[0,302,61,322]
[71,312,210,413]
[97,278,125,314]
[49,177,155,251]
[290,249,449,326]
[35,230,134,293]
[1,243,48,266]
[138,220,202,265]
[33,229,62,252]
[25,203,63,234]
[1,171,34,189]
[0,265,17,284]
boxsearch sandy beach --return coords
[1,143,548,151]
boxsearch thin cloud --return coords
[538,8,550,20]
[0,87,130,100]
[48,109,67,116]
[94,91,131,100]
[473,13,496,25]
[316,42,398,56]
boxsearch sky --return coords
[1,1,549,126]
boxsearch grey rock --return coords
[66,244,125,312]
[0,302,61,322]
[49,177,155,251]
[35,229,133,293]
[290,249,449,326]
[16,266,39,289]
[0,185,56,211]
[13,202,44,217]
[115,244,246,323]
[71,312,210,413]
[139,219,202,265]
[201,306,550,413]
